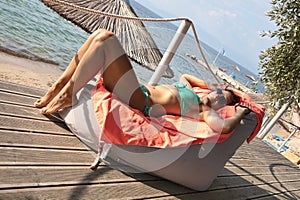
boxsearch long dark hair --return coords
[225,88,240,105]
[214,88,240,106]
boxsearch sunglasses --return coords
[214,88,240,106]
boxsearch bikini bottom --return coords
[140,85,152,117]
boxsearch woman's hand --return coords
[235,102,251,115]
[202,101,252,134]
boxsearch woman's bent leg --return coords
[41,31,146,114]
[34,29,111,108]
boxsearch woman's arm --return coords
[180,74,226,90]
[201,105,249,134]
[179,74,208,89]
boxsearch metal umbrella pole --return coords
[148,20,191,85]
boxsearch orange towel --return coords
[92,78,265,148]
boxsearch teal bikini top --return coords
[173,82,202,116]
[140,83,202,117]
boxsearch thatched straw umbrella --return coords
[41,0,174,78]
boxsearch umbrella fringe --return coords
[41,0,174,78]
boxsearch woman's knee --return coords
[91,29,114,44]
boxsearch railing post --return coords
[277,126,298,152]
[257,101,292,139]
[148,19,191,85]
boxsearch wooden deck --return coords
[0,80,299,199]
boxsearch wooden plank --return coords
[0,115,70,135]
[220,166,300,177]
[227,157,295,167]
[0,130,85,150]
[155,181,300,200]
[0,91,38,106]
[0,180,193,200]
[234,145,287,158]
[229,140,293,167]
[232,153,290,162]
[230,153,289,162]
[1,179,299,200]
[0,88,41,99]
[236,144,277,154]
[1,147,297,196]
[211,173,300,190]
[229,155,293,164]
[0,147,92,165]
[0,102,63,122]
[227,141,297,166]
[0,80,45,97]
[236,149,287,159]
[0,166,160,189]
[225,158,295,168]
[251,190,300,199]
[247,181,300,199]
[239,139,276,151]
[235,140,286,155]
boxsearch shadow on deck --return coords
[0,80,299,199]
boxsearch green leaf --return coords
[259,0,300,114]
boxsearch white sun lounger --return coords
[60,80,258,191]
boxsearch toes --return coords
[34,98,49,108]
[45,104,61,114]
[40,107,49,114]
[40,99,72,115]
[40,104,57,115]
[40,109,46,114]
[40,103,57,114]
[40,102,55,114]
[34,99,42,107]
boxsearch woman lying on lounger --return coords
[34,29,250,134]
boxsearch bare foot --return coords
[34,79,68,108]
[40,81,78,114]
